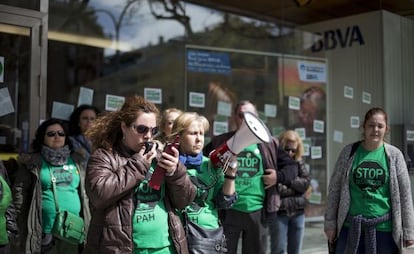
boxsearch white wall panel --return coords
[300,11,385,175]
[383,11,403,124]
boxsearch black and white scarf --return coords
[40,145,71,166]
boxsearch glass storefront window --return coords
[0,24,31,155]
[0,0,39,10]
[46,0,327,217]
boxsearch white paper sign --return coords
[313,120,324,133]
[105,94,125,111]
[264,104,277,117]
[51,101,74,120]
[288,96,300,110]
[311,146,322,159]
[217,101,231,116]
[0,87,14,117]
[333,130,344,143]
[362,91,371,104]
[407,130,414,141]
[78,87,94,106]
[213,121,228,136]
[144,88,162,104]
[189,92,205,108]
[294,128,306,140]
[344,86,354,99]
[350,116,360,128]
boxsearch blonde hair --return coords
[278,130,304,161]
[171,112,209,141]
[158,108,183,143]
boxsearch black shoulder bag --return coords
[183,211,227,254]
[184,174,227,254]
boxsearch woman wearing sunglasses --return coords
[12,118,89,254]
[268,130,310,254]
[83,95,196,254]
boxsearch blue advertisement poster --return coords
[186,49,231,74]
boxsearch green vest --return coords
[349,144,392,231]
[132,163,172,252]
[185,156,223,229]
[0,175,12,244]
[232,144,265,212]
[40,158,81,233]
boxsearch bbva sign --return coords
[311,25,365,52]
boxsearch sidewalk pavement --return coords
[301,220,328,254]
[236,219,329,254]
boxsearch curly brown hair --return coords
[86,95,160,150]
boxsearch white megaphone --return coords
[209,112,272,169]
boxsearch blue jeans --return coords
[335,227,398,254]
[269,213,305,254]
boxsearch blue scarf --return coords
[179,153,203,171]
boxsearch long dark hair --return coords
[69,104,101,136]
[32,118,71,152]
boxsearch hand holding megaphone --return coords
[209,112,272,170]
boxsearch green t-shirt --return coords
[231,144,265,212]
[133,164,172,252]
[185,156,224,229]
[0,175,12,244]
[40,158,81,233]
[349,144,392,231]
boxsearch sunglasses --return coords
[133,124,159,136]
[284,147,297,153]
[46,131,65,137]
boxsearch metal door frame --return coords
[0,3,48,146]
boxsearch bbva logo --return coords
[311,25,365,52]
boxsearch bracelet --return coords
[224,174,237,180]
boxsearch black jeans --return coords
[223,209,267,254]
[0,244,10,254]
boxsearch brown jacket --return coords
[84,146,196,254]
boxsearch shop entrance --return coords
[0,5,46,160]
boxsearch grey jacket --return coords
[324,142,414,253]
[12,153,90,254]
